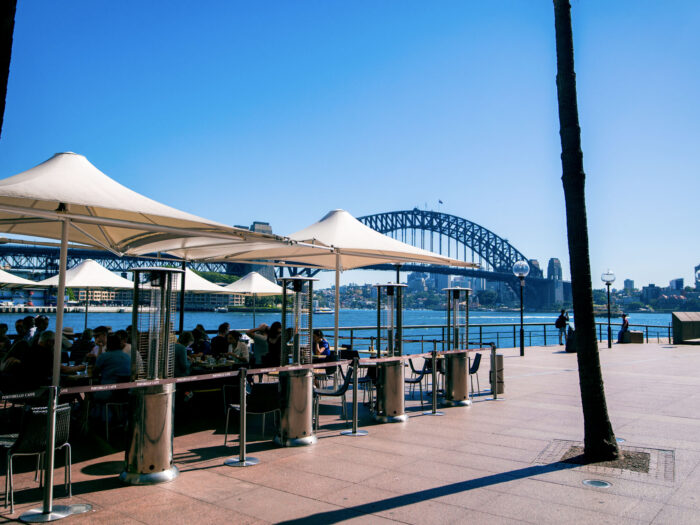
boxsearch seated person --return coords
[227,330,249,364]
[93,334,131,402]
[617,313,630,343]
[173,331,193,377]
[86,326,110,363]
[210,322,230,358]
[313,329,331,358]
[190,327,211,358]
[0,322,11,360]
[116,329,131,355]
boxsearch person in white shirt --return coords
[227,330,249,364]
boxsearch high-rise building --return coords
[641,284,661,303]
[624,279,634,292]
[547,258,563,280]
[669,278,684,291]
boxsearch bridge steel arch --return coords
[357,209,542,277]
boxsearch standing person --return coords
[265,322,282,367]
[210,322,230,358]
[246,323,270,365]
[555,309,569,345]
[617,314,630,344]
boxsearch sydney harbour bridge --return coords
[0,209,570,308]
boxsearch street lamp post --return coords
[601,269,616,348]
[512,260,530,357]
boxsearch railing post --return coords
[645,326,649,343]
[350,329,354,349]
[543,324,546,346]
[479,326,483,347]
[668,325,671,344]
[490,343,500,401]
[341,357,368,436]
[225,369,259,467]
[424,341,444,416]
[599,323,602,342]
[513,325,516,348]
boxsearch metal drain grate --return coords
[534,439,675,484]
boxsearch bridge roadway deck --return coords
[4,340,700,524]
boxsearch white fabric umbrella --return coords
[37,259,134,289]
[222,271,283,325]
[171,267,230,293]
[0,268,39,288]
[0,152,282,254]
[37,259,134,329]
[286,209,479,352]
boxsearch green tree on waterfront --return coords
[553,0,619,460]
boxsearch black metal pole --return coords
[178,260,186,334]
[606,282,612,348]
[519,277,525,356]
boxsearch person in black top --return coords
[264,322,282,367]
[210,322,230,358]
[555,310,569,345]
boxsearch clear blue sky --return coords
[1,1,698,290]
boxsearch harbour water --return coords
[0,309,672,354]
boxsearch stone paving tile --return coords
[486,477,665,522]
[272,452,386,483]
[651,504,700,524]
[372,498,473,525]
[217,485,343,523]
[158,467,260,502]
[485,492,646,525]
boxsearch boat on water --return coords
[313,306,334,314]
[214,306,228,313]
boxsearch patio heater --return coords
[276,277,317,446]
[373,283,407,423]
[120,267,181,485]
[443,287,472,406]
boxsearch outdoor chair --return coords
[313,366,353,431]
[313,353,340,388]
[3,403,72,514]
[469,352,482,394]
[339,349,374,407]
[224,382,280,445]
[405,359,430,408]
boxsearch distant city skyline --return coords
[1,1,698,289]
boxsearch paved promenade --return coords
[4,340,700,524]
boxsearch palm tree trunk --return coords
[0,0,17,139]
[553,0,619,461]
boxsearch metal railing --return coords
[297,321,672,353]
